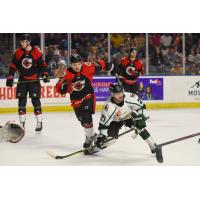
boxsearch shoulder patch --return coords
[104,104,109,111]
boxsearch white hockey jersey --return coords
[99,92,145,135]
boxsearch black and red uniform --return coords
[118,56,143,93]
[7,47,48,116]
[56,61,105,127]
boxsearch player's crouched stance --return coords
[0,121,25,143]
[89,83,156,155]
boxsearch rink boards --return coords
[0,76,200,113]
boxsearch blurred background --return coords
[1,33,200,78]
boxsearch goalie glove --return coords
[0,121,25,143]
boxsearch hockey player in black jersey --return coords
[6,34,49,132]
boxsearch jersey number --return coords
[100,114,106,123]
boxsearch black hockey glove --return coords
[134,114,146,129]
[60,80,68,95]
[6,75,14,87]
[42,73,50,83]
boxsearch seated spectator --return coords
[48,49,64,76]
[160,34,173,48]
[188,49,196,63]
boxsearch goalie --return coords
[0,121,25,143]
[91,83,157,154]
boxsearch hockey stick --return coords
[13,76,57,84]
[155,131,200,163]
[47,126,136,159]
[115,73,123,86]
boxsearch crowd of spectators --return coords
[1,33,200,78]
[185,33,200,75]
[110,33,146,68]
[148,33,183,75]
[71,33,108,62]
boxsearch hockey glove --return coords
[56,80,68,95]
[134,114,146,129]
[42,73,50,83]
[6,75,14,87]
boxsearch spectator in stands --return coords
[160,34,173,48]
[151,33,160,47]
[48,49,63,76]
[111,44,128,68]
[111,34,124,50]
[188,49,196,63]
[133,33,145,51]
[0,57,8,78]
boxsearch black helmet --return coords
[109,83,123,94]
[130,47,137,53]
[70,53,82,63]
[20,34,31,42]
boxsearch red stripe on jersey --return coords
[21,74,38,80]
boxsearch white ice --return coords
[0,108,200,166]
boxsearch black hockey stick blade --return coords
[47,149,84,159]
[155,145,163,163]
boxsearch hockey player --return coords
[0,121,25,143]
[116,47,144,94]
[94,83,156,154]
[6,34,50,132]
[56,53,111,149]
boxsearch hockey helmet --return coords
[20,34,31,42]
[70,53,82,63]
[130,47,137,53]
[109,83,123,94]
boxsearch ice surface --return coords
[0,108,200,166]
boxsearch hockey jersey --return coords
[99,92,145,135]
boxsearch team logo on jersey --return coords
[126,65,136,75]
[22,58,32,69]
[72,80,85,91]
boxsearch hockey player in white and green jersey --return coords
[95,83,157,154]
